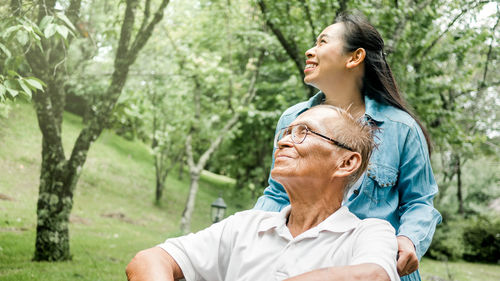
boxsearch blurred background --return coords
[0,0,498,280]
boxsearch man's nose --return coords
[305,46,316,58]
[277,134,294,148]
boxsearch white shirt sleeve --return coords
[158,216,235,281]
[349,219,400,281]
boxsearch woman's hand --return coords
[396,236,418,276]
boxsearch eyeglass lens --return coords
[274,125,307,148]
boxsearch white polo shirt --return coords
[159,206,399,281]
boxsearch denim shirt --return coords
[254,92,442,281]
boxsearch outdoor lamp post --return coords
[210,195,227,223]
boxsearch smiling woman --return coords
[254,11,442,281]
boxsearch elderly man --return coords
[126,105,399,281]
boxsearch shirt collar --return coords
[363,95,385,124]
[258,205,291,233]
[306,92,385,124]
[257,205,360,235]
[307,91,326,107]
[314,206,360,234]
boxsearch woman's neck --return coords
[321,86,365,119]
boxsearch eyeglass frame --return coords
[274,124,354,152]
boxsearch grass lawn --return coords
[420,258,500,281]
[0,102,498,280]
[0,102,250,281]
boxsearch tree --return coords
[146,78,187,203]
[112,76,187,203]
[9,0,171,261]
[156,0,267,233]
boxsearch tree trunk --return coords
[155,172,165,203]
[31,67,73,260]
[155,161,174,203]
[33,142,75,261]
[178,155,185,180]
[180,171,200,234]
[456,155,464,215]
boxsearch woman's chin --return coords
[303,77,319,89]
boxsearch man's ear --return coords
[346,48,366,69]
[333,152,362,178]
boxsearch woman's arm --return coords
[396,126,442,260]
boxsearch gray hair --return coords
[309,105,376,198]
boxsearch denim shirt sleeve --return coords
[396,125,442,259]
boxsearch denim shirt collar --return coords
[363,95,385,124]
[308,92,385,124]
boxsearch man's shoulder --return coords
[223,209,283,238]
[338,207,395,234]
[356,217,396,234]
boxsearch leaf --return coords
[44,23,57,38]
[0,84,6,97]
[56,25,69,39]
[0,43,11,57]
[2,26,20,39]
[16,30,29,45]
[22,24,34,34]
[7,70,19,77]
[36,41,43,51]
[4,79,17,89]
[39,16,53,30]
[4,80,19,98]
[18,80,32,99]
[56,13,77,32]
[24,77,45,91]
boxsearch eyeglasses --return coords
[274,124,354,151]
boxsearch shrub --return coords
[462,216,500,263]
[427,219,466,261]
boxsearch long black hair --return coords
[335,12,432,154]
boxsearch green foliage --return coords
[428,153,499,262]
[428,219,467,261]
[428,215,500,263]
[210,0,500,199]
[0,3,77,102]
[462,216,500,263]
[0,74,45,101]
